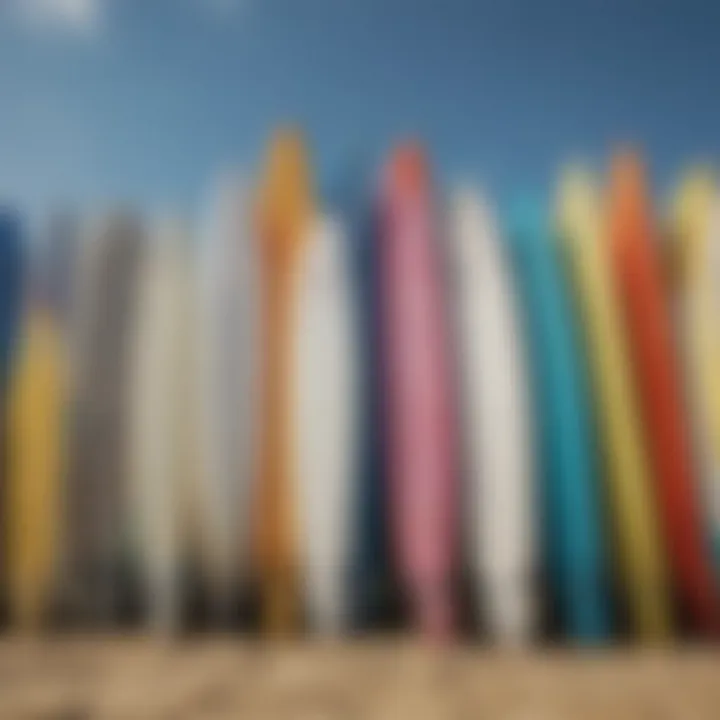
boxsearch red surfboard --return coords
[608,152,720,635]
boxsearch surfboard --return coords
[195,176,261,624]
[670,170,720,581]
[290,214,358,634]
[255,129,314,634]
[0,210,25,615]
[334,168,392,630]
[506,197,609,643]
[705,194,720,574]
[448,189,536,644]
[128,218,195,633]
[63,213,144,625]
[0,211,24,389]
[608,153,720,636]
[59,219,99,622]
[379,144,458,640]
[557,169,671,640]
[7,306,65,632]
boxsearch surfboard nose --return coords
[609,151,649,226]
[386,143,429,202]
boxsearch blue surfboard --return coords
[332,167,392,631]
[0,209,26,620]
[506,198,609,642]
[0,210,25,391]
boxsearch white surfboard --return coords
[195,176,262,622]
[128,218,192,633]
[291,215,359,634]
[449,189,536,644]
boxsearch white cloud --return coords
[4,0,247,37]
[14,0,102,35]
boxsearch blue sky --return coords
[1,0,719,216]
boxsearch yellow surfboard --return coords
[7,309,65,631]
[671,169,720,574]
[254,129,314,634]
[557,168,671,640]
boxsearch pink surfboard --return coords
[378,144,458,639]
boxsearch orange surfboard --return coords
[254,129,314,634]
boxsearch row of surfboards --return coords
[1,130,719,644]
